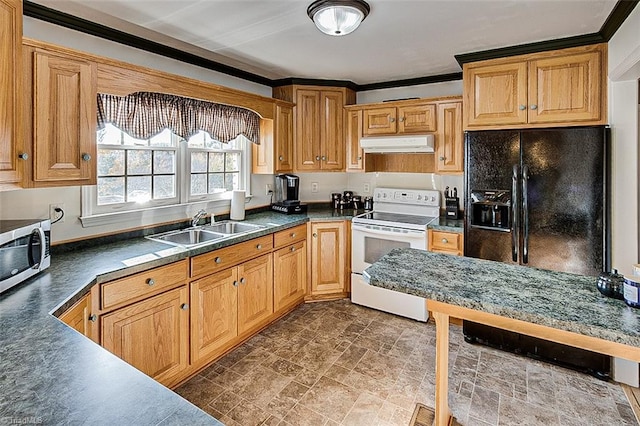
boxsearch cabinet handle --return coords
[81,153,91,161]
[390,117,396,123]
[530,105,538,110]
[180,303,189,310]
[315,156,320,161]
[240,277,246,284]
[357,156,362,160]
[290,246,296,252]
[17,153,28,160]
[214,257,222,264]
[519,105,526,111]
[279,155,284,161]
[441,238,448,244]
[146,278,155,286]
[232,280,239,287]
[256,243,262,250]
[313,233,317,238]
[88,314,97,322]
[439,156,445,161]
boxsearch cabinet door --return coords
[33,51,96,183]
[464,61,528,128]
[237,253,273,334]
[101,286,189,386]
[59,293,93,340]
[528,51,603,124]
[274,240,307,312]
[310,221,346,295]
[320,90,345,170]
[398,104,436,133]
[295,89,321,171]
[346,109,364,172]
[190,268,238,363]
[362,107,397,136]
[436,102,463,173]
[275,104,294,173]
[0,0,23,185]
[428,230,463,256]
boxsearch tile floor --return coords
[175,300,638,426]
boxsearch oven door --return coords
[351,222,426,273]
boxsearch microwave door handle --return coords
[28,227,46,269]
[512,164,519,262]
[522,164,529,264]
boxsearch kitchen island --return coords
[363,248,640,426]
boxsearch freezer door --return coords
[465,131,520,262]
[520,127,606,276]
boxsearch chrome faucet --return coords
[192,209,207,227]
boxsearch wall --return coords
[356,81,463,104]
[606,4,640,388]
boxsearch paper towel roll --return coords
[230,190,246,220]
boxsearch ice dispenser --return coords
[470,190,511,230]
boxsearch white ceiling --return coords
[32,0,618,85]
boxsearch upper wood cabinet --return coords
[346,109,364,172]
[435,101,463,174]
[362,103,436,136]
[253,102,294,174]
[0,0,24,188]
[463,43,607,130]
[273,85,355,172]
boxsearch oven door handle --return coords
[351,224,425,238]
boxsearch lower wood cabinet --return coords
[428,229,464,256]
[274,239,307,312]
[59,293,95,341]
[101,286,190,386]
[237,253,273,334]
[309,220,349,299]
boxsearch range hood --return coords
[360,134,435,153]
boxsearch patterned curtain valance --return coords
[97,92,260,144]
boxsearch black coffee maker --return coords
[271,174,307,214]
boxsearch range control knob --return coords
[417,195,422,200]
[430,196,436,202]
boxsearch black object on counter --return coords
[363,196,374,211]
[596,269,625,300]
[445,196,460,220]
[271,203,307,214]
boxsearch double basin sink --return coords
[148,221,264,248]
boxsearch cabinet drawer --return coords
[274,224,307,248]
[191,235,273,278]
[429,230,462,253]
[100,259,188,311]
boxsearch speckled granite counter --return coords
[427,217,464,233]
[363,249,640,347]
[0,210,322,425]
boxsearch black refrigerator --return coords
[463,126,611,378]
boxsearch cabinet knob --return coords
[146,278,155,286]
[399,117,405,122]
[530,105,538,110]
[290,232,296,238]
[17,153,28,160]
[232,280,239,287]
[240,277,246,284]
[256,243,262,250]
[321,156,326,161]
[180,303,189,310]
[88,314,97,322]
[439,156,445,161]
[519,105,526,111]
[442,238,448,244]
[290,246,296,252]
[390,117,396,123]
[81,153,91,161]
[313,233,317,238]
[315,156,320,161]
[215,257,222,264]
[279,155,284,161]
[357,156,362,160]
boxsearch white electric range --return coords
[351,187,440,321]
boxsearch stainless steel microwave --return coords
[0,219,51,294]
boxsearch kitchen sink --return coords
[202,221,264,235]
[147,228,225,247]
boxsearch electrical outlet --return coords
[266,184,273,196]
[311,182,319,193]
[49,203,65,223]
[363,183,371,193]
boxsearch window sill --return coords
[79,195,252,228]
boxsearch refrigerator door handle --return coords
[522,164,530,264]
[511,164,519,262]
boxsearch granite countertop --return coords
[0,209,331,425]
[427,217,464,233]
[364,249,640,347]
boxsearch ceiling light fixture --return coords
[307,0,370,36]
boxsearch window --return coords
[86,124,250,217]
